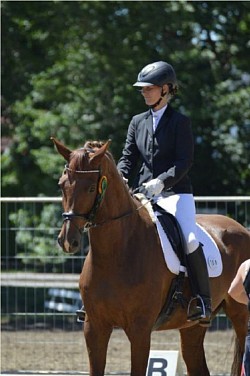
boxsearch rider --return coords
[117,61,212,325]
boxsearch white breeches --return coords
[154,193,199,254]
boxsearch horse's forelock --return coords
[69,141,116,171]
[69,149,89,170]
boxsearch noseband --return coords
[62,164,108,232]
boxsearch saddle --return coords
[153,203,187,268]
[152,203,188,329]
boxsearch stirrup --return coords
[187,295,211,323]
[76,306,86,323]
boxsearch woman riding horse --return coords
[52,136,250,376]
[117,61,211,325]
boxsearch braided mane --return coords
[69,140,115,171]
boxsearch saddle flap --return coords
[154,206,186,268]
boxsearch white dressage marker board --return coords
[147,350,184,376]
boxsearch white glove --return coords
[142,178,164,197]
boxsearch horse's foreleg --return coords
[179,325,209,376]
[126,325,151,376]
[83,320,112,376]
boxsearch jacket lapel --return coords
[145,110,154,136]
[154,105,173,134]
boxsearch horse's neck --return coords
[89,180,137,254]
[98,177,135,221]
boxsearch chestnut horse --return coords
[52,137,250,376]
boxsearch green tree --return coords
[2,1,249,269]
[2,1,250,197]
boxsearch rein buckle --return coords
[83,222,94,231]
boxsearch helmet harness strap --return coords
[149,87,168,109]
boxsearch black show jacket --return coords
[117,105,194,194]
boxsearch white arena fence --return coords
[1,196,250,375]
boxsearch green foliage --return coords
[2,1,249,197]
[9,204,64,266]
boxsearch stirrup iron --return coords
[76,306,85,323]
[187,295,210,322]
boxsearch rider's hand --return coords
[142,178,164,197]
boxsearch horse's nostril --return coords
[72,240,79,248]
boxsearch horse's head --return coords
[51,137,111,253]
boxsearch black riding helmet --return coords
[133,61,177,108]
[133,61,177,88]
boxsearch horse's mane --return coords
[83,141,105,149]
[83,140,116,164]
[69,140,116,170]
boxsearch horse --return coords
[52,137,250,376]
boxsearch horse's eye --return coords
[88,184,96,193]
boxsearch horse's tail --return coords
[231,335,244,376]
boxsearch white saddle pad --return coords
[155,216,223,278]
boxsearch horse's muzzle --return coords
[57,225,81,254]
[58,235,80,254]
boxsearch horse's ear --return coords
[51,137,72,162]
[89,139,112,163]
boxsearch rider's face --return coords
[140,84,169,108]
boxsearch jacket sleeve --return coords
[158,116,194,190]
[117,117,141,178]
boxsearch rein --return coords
[62,165,152,232]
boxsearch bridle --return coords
[62,164,108,232]
[61,165,153,233]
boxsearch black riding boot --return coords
[186,245,212,326]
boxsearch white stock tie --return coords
[152,114,159,132]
